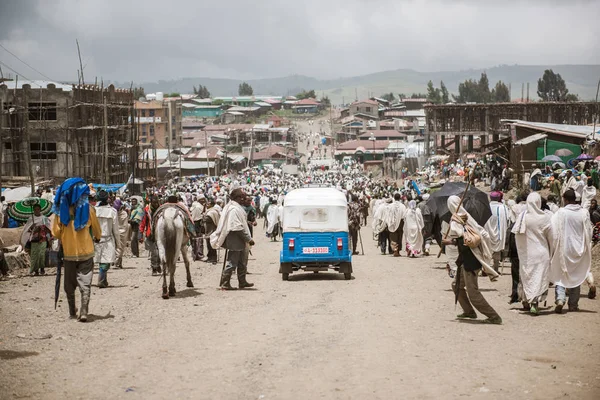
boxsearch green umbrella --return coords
[8,197,52,222]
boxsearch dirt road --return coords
[1,218,599,399]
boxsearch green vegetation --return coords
[238,82,253,96]
[537,69,578,101]
[296,89,316,99]
[193,85,211,98]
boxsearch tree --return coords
[478,72,491,103]
[537,69,569,101]
[440,81,449,103]
[426,80,442,104]
[165,92,180,98]
[296,89,316,99]
[453,79,479,103]
[410,93,427,98]
[381,92,395,102]
[133,87,145,100]
[238,82,253,96]
[193,84,211,99]
[212,99,224,106]
[565,93,580,102]
[319,95,331,107]
[491,81,510,102]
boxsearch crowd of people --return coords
[0,145,597,326]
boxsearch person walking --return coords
[129,198,144,257]
[211,189,255,290]
[113,199,129,269]
[443,195,502,324]
[512,192,553,314]
[204,199,222,264]
[387,193,406,257]
[190,195,207,261]
[550,189,592,313]
[485,191,510,273]
[140,196,162,275]
[403,200,424,258]
[23,204,52,276]
[94,190,121,288]
[51,178,102,322]
[347,195,362,255]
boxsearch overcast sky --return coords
[0,0,599,84]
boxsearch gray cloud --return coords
[0,0,599,84]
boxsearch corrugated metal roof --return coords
[503,119,600,139]
[513,133,548,146]
[159,160,215,169]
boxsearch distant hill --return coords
[127,65,600,104]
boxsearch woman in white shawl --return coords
[266,198,281,241]
[447,196,500,281]
[403,200,424,257]
[512,192,553,314]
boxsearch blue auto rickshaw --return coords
[279,187,353,280]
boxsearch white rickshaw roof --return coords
[284,187,347,207]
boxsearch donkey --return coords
[155,206,193,299]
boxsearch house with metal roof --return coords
[503,119,600,172]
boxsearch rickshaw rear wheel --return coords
[344,273,352,280]
[282,273,289,281]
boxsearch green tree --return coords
[491,81,510,102]
[296,89,316,99]
[193,84,211,98]
[319,95,331,107]
[453,79,479,103]
[426,80,442,104]
[133,87,145,100]
[166,92,180,98]
[478,72,491,103]
[381,92,395,102]
[212,99,224,105]
[410,93,427,98]
[537,69,569,101]
[565,93,580,102]
[440,81,450,103]
[238,82,253,96]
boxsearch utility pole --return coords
[152,139,158,185]
[248,127,254,168]
[103,96,109,183]
[204,127,210,177]
[23,88,35,195]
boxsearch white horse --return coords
[155,207,193,299]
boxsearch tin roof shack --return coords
[505,120,600,183]
[349,99,380,120]
[0,81,134,183]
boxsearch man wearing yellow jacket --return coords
[52,178,101,322]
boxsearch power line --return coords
[0,59,40,86]
[0,43,55,82]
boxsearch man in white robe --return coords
[485,191,510,272]
[512,192,553,314]
[549,189,592,313]
[562,170,578,196]
[581,179,596,209]
[403,200,424,257]
[387,193,406,257]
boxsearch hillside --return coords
[129,65,600,104]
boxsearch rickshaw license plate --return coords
[302,247,329,254]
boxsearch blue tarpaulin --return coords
[91,183,126,193]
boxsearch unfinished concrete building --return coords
[0,81,135,184]
[424,102,598,155]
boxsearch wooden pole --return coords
[76,39,85,85]
[23,88,36,195]
[153,139,158,185]
[103,96,109,183]
[0,98,3,195]
[437,179,471,258]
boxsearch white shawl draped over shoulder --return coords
[549,204,592,288]
[485,201,509,253]
[447,196,499,279]
[210,201,250,249]
[512,193,553,303]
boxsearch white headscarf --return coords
[512,192,546,234]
